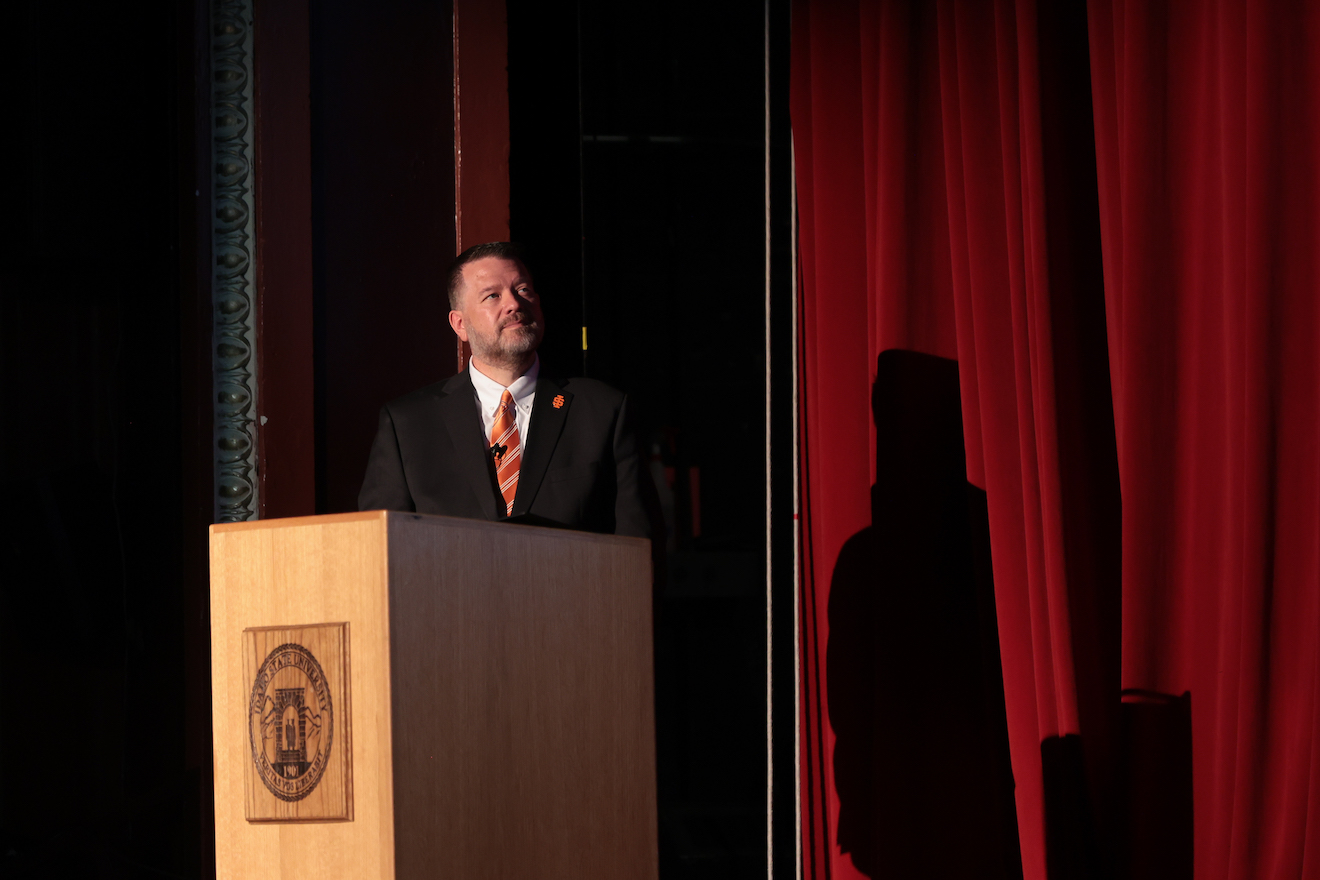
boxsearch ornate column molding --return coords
[210,0,259,522]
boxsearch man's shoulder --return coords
[382,373,469,416]
[556,376,626,406]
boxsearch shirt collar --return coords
[469,354,540,410]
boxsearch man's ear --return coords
[448,310,468,342]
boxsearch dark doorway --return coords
[509,3,780,876]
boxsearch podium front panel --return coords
[211,512,397,880]
[386,514,657,880]
[210,511,657,880]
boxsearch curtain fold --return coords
[1089,2,1320,877]
[794,0,1320,878]
[792,3,872,876]
[794,1,1108,877]
[936,2,1080,877]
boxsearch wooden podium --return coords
[209,511,658,879]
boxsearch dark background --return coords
[508,1,790,875]
[1,2,208,877]
[1,2,793,878]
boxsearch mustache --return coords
[500,312,538,330]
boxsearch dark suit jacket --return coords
[358,370,653,538]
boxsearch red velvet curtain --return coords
[794,1,1320,878]
[1090,2,1320,877]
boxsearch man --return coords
[358,241,654,538]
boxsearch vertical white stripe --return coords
[764,2,775,876]
[790,138,802,880]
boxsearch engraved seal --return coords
[248,643,333,802]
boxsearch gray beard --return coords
[471,325,539,368]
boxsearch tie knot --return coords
[500,390,514,409]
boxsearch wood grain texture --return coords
[242,622,352,822]
[386,513,658,880]
[211,510,658,880]
[211,511,394,880]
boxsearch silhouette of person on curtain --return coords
[826,349,1020,879]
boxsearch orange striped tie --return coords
[490,390,521,516]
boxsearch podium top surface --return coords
[210,509,650,550]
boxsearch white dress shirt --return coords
[469,355,539,454]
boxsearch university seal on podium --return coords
[248,642,334,802]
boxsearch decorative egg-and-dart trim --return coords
[211,0,260,522]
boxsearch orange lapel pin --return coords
[553,394,565,409]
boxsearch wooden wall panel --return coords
[251,0,513,509]
[453,0,511,250]
[452,0,511,372]
[254,0,317,518]
[311,0,460,513]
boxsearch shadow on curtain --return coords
[827,350,1020,879]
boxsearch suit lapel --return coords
[433,370,501,520]
[512,377,571,516]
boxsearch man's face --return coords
[448,256,545,367]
